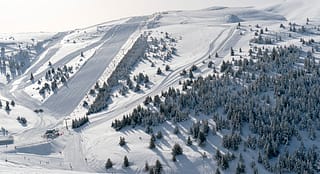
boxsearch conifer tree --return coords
[144,161,149,171]
[123,156,129,167]
[149,135,156,149]
[154,160,162,174]
[119,137,126,146]
[230,47,235,56]
[157,67,162,75]
[30,73,34,82]
[105,158,113,169]
[187,136,192,146]
[5,101,10,111]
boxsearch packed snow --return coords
[0,0,320,173]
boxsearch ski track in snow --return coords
[2,1,320,173]
[41,17,147,117]
[87,25,239,128]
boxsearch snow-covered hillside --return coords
[0,0,320,173]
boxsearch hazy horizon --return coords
[0,0,219,33]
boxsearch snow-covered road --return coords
[42,17,147,116]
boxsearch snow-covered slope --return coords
[265,0,320,22]
[0,0,320,173]
[202,0,320,23]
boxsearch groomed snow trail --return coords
[86,25,239,128]
[42,17,147,116]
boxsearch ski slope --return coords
[42,17,147,116]
[73,5,287,174]
[0,0,320,173]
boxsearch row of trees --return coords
[89,31,178,114]
[0,99,15,111]
[71,116,89,129]
[105,157,163,174]
[87,35,148,114]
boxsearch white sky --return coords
[0,0,218,33]
[0,0,284,33]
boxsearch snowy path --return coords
[87,25,239,128]
[25,32,68,79]
[0,33,67,109]
[63,132,91,172]
[42,16,147,116]
[0,22,241,173]
[73,24,243,173]
[31,28,112,83]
